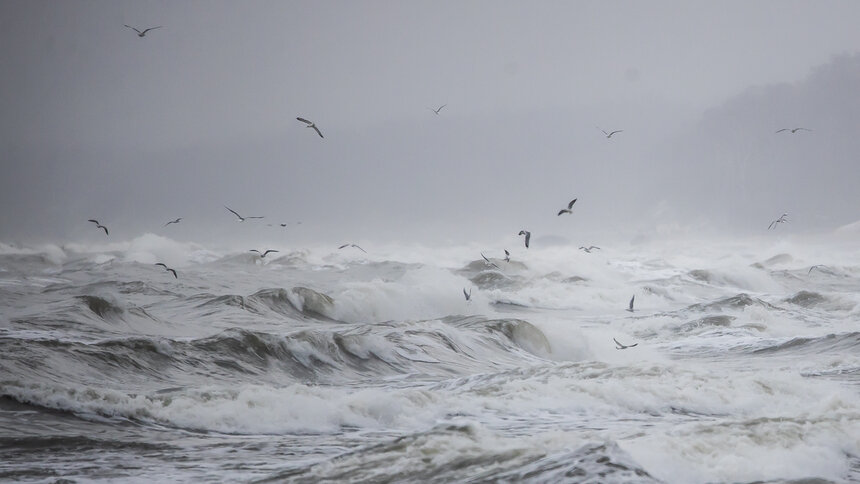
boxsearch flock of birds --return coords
[84,24,816,351]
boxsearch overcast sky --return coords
[1,0,859,246]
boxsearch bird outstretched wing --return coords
[225,206,243,219]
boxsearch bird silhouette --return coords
[297,117,324,138]
[88,219,108,235]
[124,25,162,37]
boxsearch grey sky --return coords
[1,1,859,245]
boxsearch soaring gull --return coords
[429,104,447,115]
[88,219,109,235]
[614,338,638,350]
[297,117,324,138]
[808,265,826,274]
[250,249,279,258]
[776,127,812,134]
[598,127,623,138]
[518,230,531,249]
[768,213,788,230]
[579,246,601,253]
[339,244,367,253]
[463,288,472,301]
[124,25,162,37]
[225,206,264,222]
[557,198,578,216]
[154,263,177,278]
[626,295,635,313]
[481,253,500,269]
[163,218,182,227]
[504,250,510,263]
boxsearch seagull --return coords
[808,265,826,274]
[504,250,510,263]
[250,249,279,258]
[579,246,601,253]
[297,117,324,138]
[768,213,789,230]
[88,219,109,235]
[163,218,182,227]
[614,338,638,350]
[557,198,578,216]
[518,230,531,249]
[776,127,812,134]
[429,104,447,115]
[598,127,623,138]
[481,252,500,269]
[463,288,471,301]
[626,295,635,312]
[124,25,162,37]
[225,206,263,222]
[339,243,367,253]
[154,263,177,278]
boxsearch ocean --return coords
[1,231,858,483]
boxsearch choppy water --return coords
[1,233,859,483]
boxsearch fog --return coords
[2,0,859,246]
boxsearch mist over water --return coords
[2,1,860,482]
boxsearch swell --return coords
[260,424,657,484]
[0,316,555,401]
[753,332,860,355]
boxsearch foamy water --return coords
[1,232,859,482]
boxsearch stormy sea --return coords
[1,230,858,483]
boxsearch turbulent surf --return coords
[1,233,859,482]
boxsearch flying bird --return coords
[808,265,826,274]
[768,213,789,230]
[463,288,472,301]
[225,206,263,222]
[626,295,635,313]
[598,127,623,138]
[481,253,500,269]
[250,249,279,258]
[429,104,447,115]
[776,127,812,134]
[297,117,324,138]
[163,218,182,227]
[339,243,367,253]
[504,250,510,263]
[88,219,109,235]
[614,338,638,350]
[557,198,578,216]
[124,25,162,37]
[518,230,531,249]
[579,246,601,253]
[154,263,177,278]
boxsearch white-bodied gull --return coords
[768,213,788,230]
[297,117,324,138]
[614,338,638,350]
[557,198,578,216]
[225,206,263,222]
